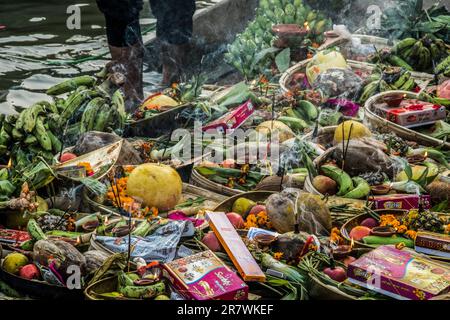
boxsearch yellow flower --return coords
[273,252,283,260]
[405,230,417,240]
[397,225,407,234]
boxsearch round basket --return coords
[84,275,121,300]
[303,146,337,196]
[83,182,227,217]
[212,191,275,212]
[279,58,376,94]
[340,210,450,263]
[318,34,392,58]
[0,265,83,299]
[280,58,434,95]
[301,126,337,146]
[190,168,244,197]
[364,90,450,150]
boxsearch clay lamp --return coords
[370,226,396,237]
[370,184,391,195]
[254,234,277,247]
[383,93,406,107]
[272,23,309,48]
[332,239,354,259]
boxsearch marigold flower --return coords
[273,252,283,260]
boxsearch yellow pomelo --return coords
[2,252,28,274]
[334,120,371,142]
[256,120,295,143]
[126,163,182,211]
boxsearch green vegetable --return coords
[0,180,15,197]
[362,235,414,248]
[261,253,305,284]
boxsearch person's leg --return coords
[150,0,196,85]
[96,0,144,111]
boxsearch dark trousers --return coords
[96,0,196,47]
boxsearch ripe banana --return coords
[320,165,354,196]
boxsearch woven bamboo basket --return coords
[190,168,244,197]
[83,182,227,218]
[280,58,434,95]
[52,140,123,181]
[364,90,450,150]
[302,146,366,213]
[212,191,275,212]
[303,145,337,196]
[318,34,392,56]
[340,210,450,262]
[301,126,337,146]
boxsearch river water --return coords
[0,0,218,114]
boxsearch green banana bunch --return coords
[46,75,96,96]
[225,0,331,78]
[392,37,449,72]
[435,55,450,76]
[359,80,379,104]
[34,116,52,151]
[343,177,370,199]
[80,97,105,133]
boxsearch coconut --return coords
[126,163,182,211]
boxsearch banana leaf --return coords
[275,48,291,73]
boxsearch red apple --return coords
[248,204,266,216]
[19,264,40,280]
[201,232,222,252]
[323,266,347,282]
[60,152,77,163]
[226,212,245,229]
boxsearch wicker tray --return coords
[212,191,275,212]
[190,168,244,197]
[301,126,337,146]
[52,140,123,181]
[364,90,450,150]
[318,34,392,58]
[83,182,227,218]
[340,210,450,262]
[279,58,434,95]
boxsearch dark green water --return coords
[0,0,217,114]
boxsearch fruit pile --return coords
[0,75,125,169]
[372,36,449,73]
[225,0,331,78]
[359,66,417,104]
